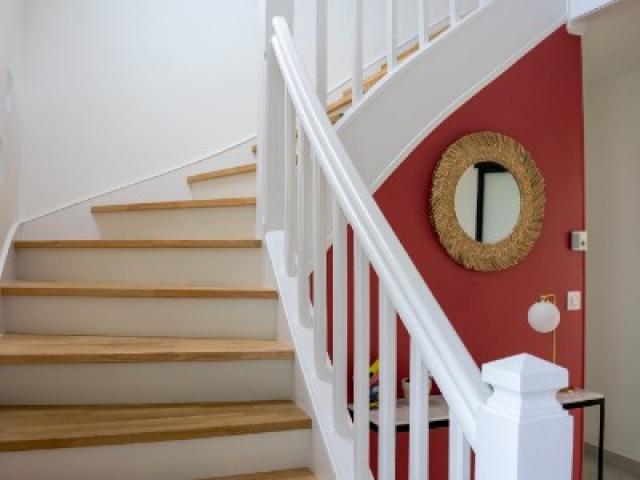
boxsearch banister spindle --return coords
[378,285,397,480]
[297,131,312,326]
[313,157,330,378]
[449,0,460,27]
[315,0,328,105]
[409,340,429,480]
[386,0,398,72]
[449,414,471,480]
[284,91,297,276]
[332,201,349,434]
[353,241,371,480]
[352,0,364,104]
[418,0,430,48]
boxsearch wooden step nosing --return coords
[199,468,316,480]
[0,283,278,299]
[0,401,310,453]
[187,164,257,184]
[0,418,311,452]
[14,239,263,249]
[0,350,294,364]
[91,198,257,214]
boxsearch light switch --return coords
[567,291,581,311]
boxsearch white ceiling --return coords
[581,0,640,86]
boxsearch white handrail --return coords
[270,16,491,445]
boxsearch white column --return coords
[475,354,574,480]
[258,0,294,235]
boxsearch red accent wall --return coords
[339,28,585,480]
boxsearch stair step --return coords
[0,334,293,364]
[0,281,277,299]
[200,468,316,480]
[188,164,257,184]
[14,241,264,286]
[0,400,310,452]
[14,239,262,248]
[91,197,256,213]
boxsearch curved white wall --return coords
[20,0,261,220]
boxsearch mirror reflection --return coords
[454,161,521,243]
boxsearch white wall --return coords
[20,0,261,220]
[0,0,24,268]
[584,66,640,462]
[18,0,475,221]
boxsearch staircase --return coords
[0,152,316,479]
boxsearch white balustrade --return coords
[418,0,430,47]
[261,4,574,479]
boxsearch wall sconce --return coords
[527,294,561,363]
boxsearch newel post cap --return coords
[482,353,568,393]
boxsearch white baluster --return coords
[284,91,297,276]
[409,340,429,480]
[297,130,312,326]
[449,0,460,27]
[352,0,364,104]
[353,241,371,480]
[315,0,328,105]
[418,0,430,48]
[378,285,397,480]
[386,0,398,72]
[258,0,293,234]
[449,414,471,480]
[332,201,349,434]
[313,157,330,378]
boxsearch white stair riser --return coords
[3,297,277,338]
[0,430,310,480]
[92,205,256,239]
[190,172,257,199]
[0,360,292,405]
[15,248,263,286]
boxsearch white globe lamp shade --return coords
[528,301,560,333]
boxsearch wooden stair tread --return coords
[187,164,257,184]
[0,334,293,364]
[91,197,256,213]
[0,400,310,452]
[0,281,277,299]
[14,239,262,249]
[199,468,316,480]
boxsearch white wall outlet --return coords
[571,231,587,251]
[567,291,581,311]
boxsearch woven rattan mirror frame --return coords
[430,131,545,272]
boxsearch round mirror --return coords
[454,161,521,244]
[431,132,545,272]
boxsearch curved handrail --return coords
[271,17,491,445]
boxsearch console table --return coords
[349,388,605,480]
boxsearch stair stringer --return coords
[266,231,351,480]
[336,0,568,191]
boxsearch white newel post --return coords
[258,0,294,236]
[475,354,574,480]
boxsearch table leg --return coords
[598,399,605,480]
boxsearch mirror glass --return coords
[454,161,521,243]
